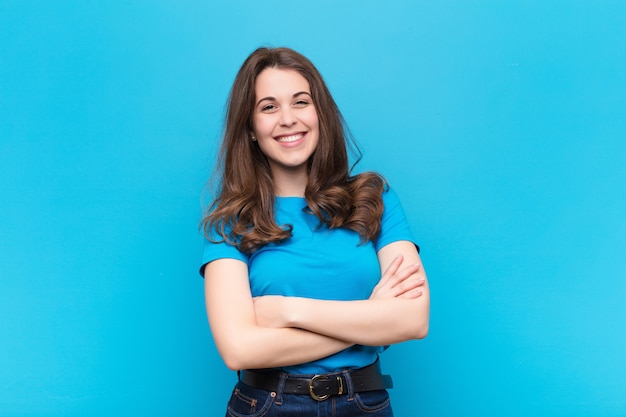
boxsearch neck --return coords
[272,168,308,197]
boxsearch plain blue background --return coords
[1,1,625,416]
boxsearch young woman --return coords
[200,47,430,417]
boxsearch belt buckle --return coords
[309,374,343,401]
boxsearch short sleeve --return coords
[375,187,419,252]
[198,226,249,277]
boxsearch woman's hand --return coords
[254,253,425,328]
[369,254,425,300]
[252,242,429,346]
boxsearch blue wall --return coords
[1,1,625,416]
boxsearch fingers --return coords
[378,254,404,285]
[385,262,421,291]
[392,263,421,285]
[392,276,425,297]
[371,259,425,299]
[398,287,424,299]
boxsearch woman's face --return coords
[252,67,319,180]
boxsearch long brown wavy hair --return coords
[201,47,386,254]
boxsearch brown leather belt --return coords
[240,361,393,401]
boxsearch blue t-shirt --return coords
[200,187,417,374]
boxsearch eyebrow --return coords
[255,91,312,107]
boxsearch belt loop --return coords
[274,371,287,405]
[342,369,356,401]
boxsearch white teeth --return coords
[276,133,304,143]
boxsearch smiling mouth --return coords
[275,133,305,143]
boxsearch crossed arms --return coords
[204,240,430,370]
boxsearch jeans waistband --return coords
[239,360,393,401]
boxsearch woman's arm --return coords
[253,240,430,346]
[204,258,352,370]
[204,248,424,370]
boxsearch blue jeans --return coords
[225,380,394,417]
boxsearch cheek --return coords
[252,115,271,136]
[304,110,320,131]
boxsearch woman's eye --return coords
[261,104,277,112]
[294,100,309,107]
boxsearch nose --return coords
[279,107,296,126]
